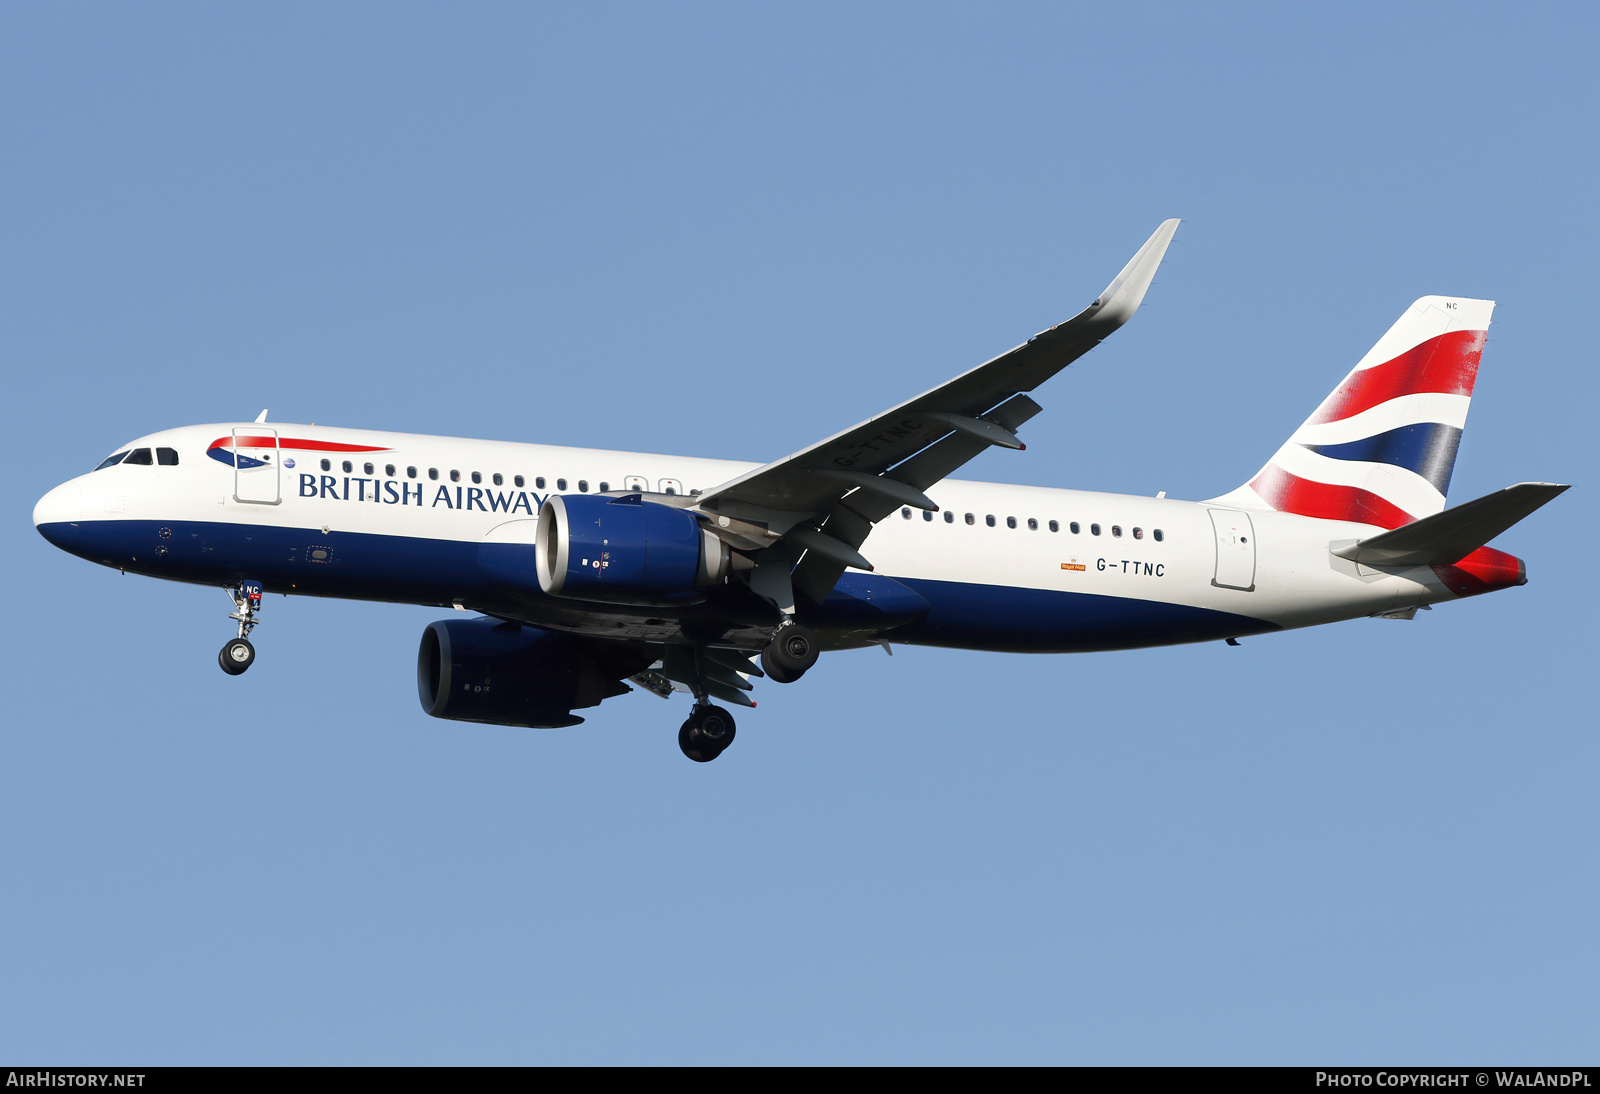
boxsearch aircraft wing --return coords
[696,218,1180,602]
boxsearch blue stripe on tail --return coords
[1300,423,1463,494]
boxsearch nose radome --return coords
[34,479,85,531]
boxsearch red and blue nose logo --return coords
[206,436,277,469]
[205,435,390,469]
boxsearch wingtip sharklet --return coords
[1092,218,1180,326]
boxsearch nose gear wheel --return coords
[219,638,255,675]
[218,581,264,675]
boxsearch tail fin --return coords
[1211,296,1494,529]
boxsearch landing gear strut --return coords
[760,622,819,684]
[218,580,263,676]
[679,704,736,762]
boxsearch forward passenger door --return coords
[232,428,281,505]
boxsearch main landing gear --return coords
[679,703,736,763]
[671,624,819,762]
[760,622,819,684]
[218,580,264,676]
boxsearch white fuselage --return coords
[35,421,1462,649]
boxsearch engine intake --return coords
[417,617,633,728]
[535,493,729,604]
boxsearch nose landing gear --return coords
[218,580,264,676]
[219,637,255,674]
[678,703,737,762]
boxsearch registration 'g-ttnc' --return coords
[35,221,1568,761]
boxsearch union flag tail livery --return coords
[32,221,1569,763]
[1215,296,1492,529]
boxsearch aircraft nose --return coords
[34,479,86,545]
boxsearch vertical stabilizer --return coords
[1210,296,1493,528]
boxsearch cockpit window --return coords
[123,448,154,466]
[94,451,129,471]
[156,447,179,466]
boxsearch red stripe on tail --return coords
[1430,546,1524,598]
[1250,465,1416,529]
[1309,329,1485,425]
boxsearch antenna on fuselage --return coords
[254,409,269,423]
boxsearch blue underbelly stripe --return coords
[890,576,1277,652]
[36,519,1277,653]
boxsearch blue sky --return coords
[2,2,1595,1064]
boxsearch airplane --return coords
[32,220,1569,762]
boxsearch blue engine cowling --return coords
[534,493,729,604]
[416,617,633,729]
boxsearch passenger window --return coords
[124,448,153,465]
[1049,520,1060,533]
[690,489,702,496]
[449,470,460,482]
[557,478,567,491]
[407,466,417,479]
[1133,527,1144,540]
[660,479,683,495]
[429,468,439,481]
[1154,529,1164,542]
[902,507,912,520]
[514,475,524,487]
[599,481,610,492]
[1091,523,1101,536]
[965,513,975,525]
[985,515,996,527]
[578,480,588,492]
[493,473,502,486]
[94,451,129,471]
[385,464,396,477]
[537,477,547,489]
[923,510,933,522]
[321,458,332,472]
[1112,525,1122,538]
[363,462,374,475]
[470,471,481,484]
[1027,518,1038,531]
[1070,522,1080,534]
[343,460,353,473]
[157,448,179,466]
[1006,516,1016,529]
[944,511,954,523]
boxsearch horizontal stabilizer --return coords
[1332,482,1569,566]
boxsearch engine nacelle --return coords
[535,493,729,604]
[416,617,630,729]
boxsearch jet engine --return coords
[417,617,635,728]
[534,493,729,604]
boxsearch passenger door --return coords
[233,428,281,505]
[1209,509,1256,591]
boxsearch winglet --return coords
[1090,218,1180,326]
